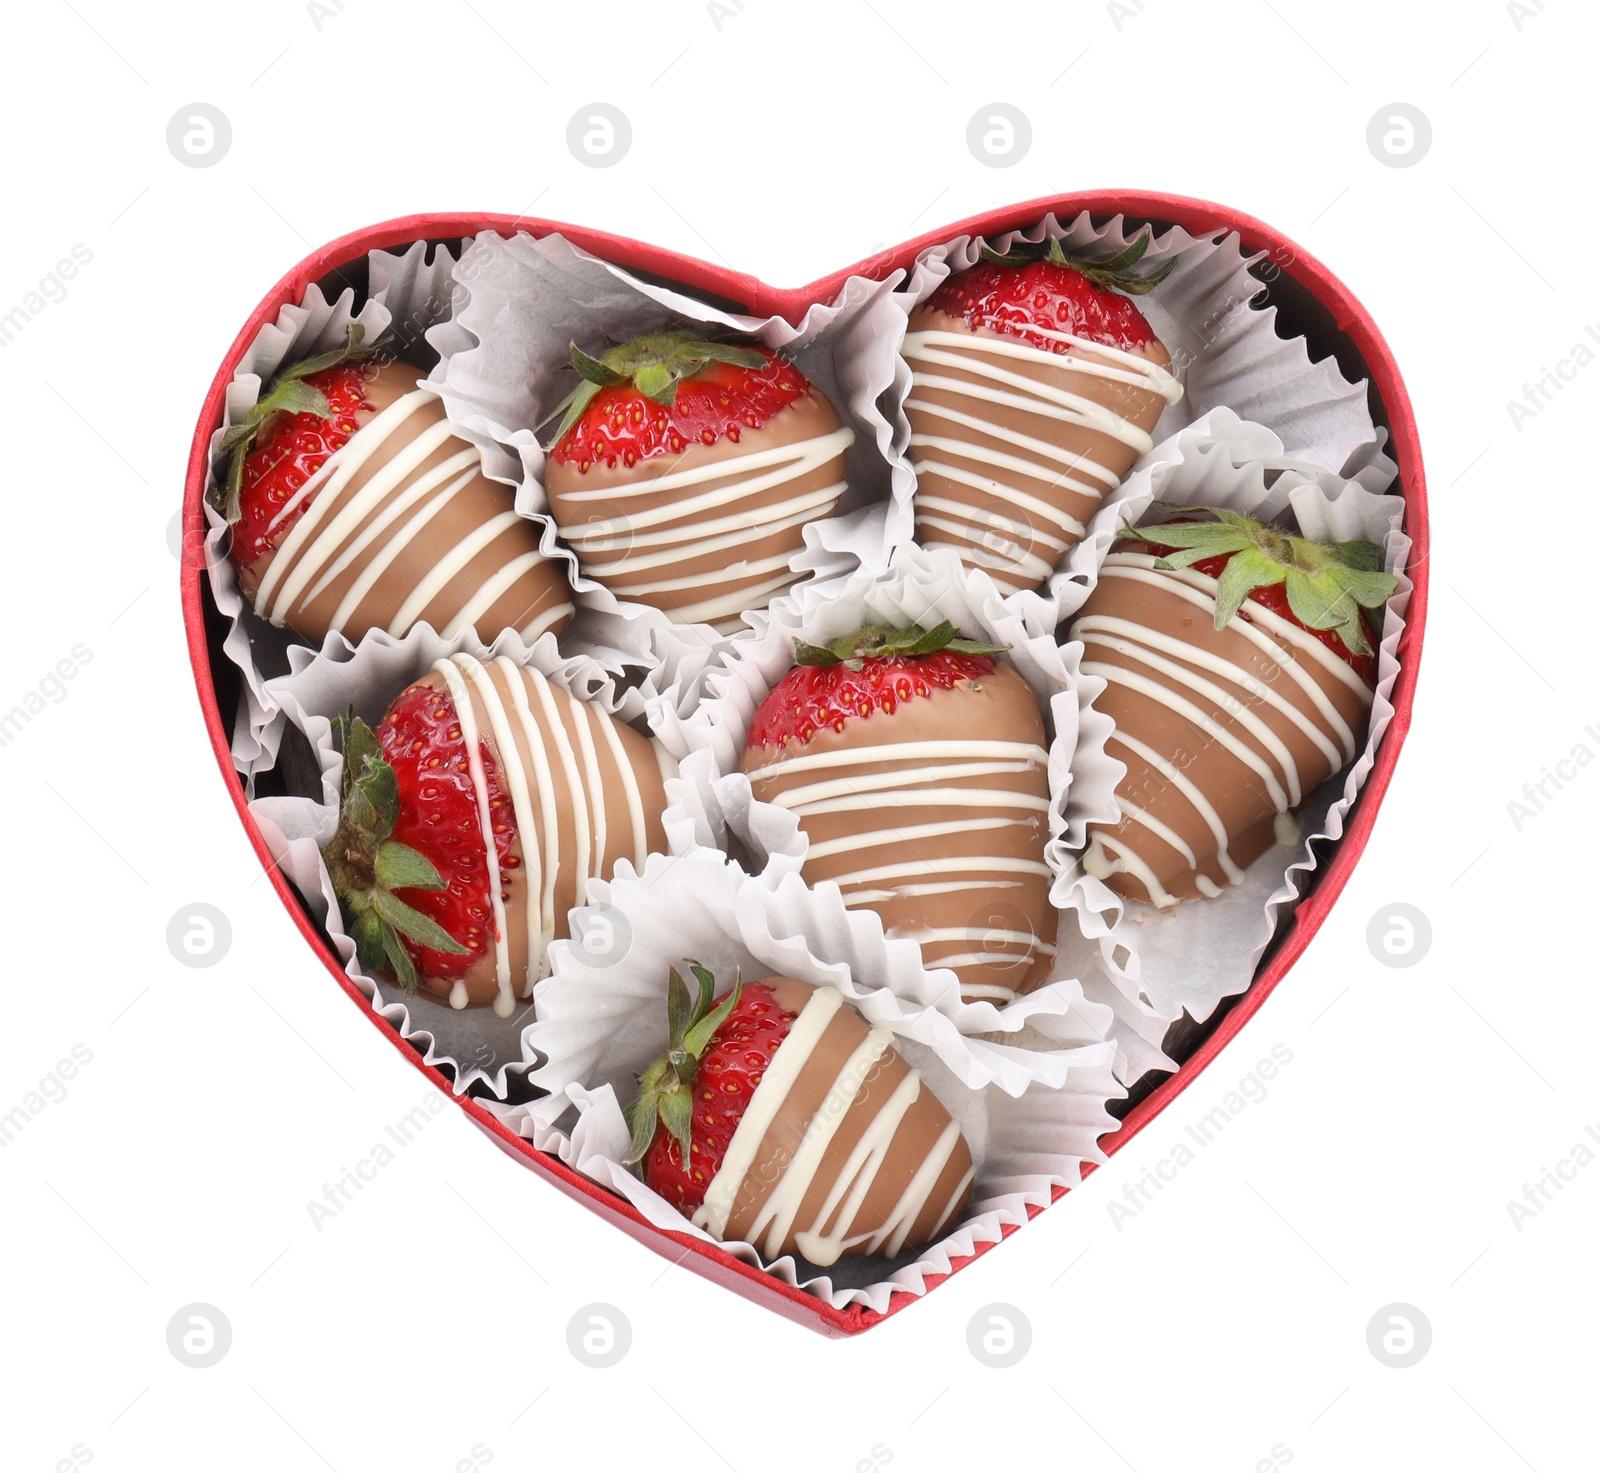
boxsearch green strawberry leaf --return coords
[351,909,386,973]
[793,638,839,667]
[688,961,717,1019]
[623,1085,662,1166]
[375,840,447,893]
[380,920,420,996]
[570,342,626,386]
[280,324,370,382]
[257,377,331,421]
[1129,507,1397,656]
[682,977,742,1058]
[658,1087,694,1160]
[634,362,679,405]
[1212,546,1286,627]
[371,889,469,955]
[666,967,693,1051]
[693,342,768,369]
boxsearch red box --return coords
[180,191,1427,1337]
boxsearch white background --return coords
[1,1,1593,1469]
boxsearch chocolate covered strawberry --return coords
[626,968,973,1265]
[904,230,1183,594]
[322,652,673,1016]
[1071,507,1398,907]
[215,327,571,647]
[741,623,1056,1005]
[543,332,854,631]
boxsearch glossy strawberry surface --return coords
[548,347,809,473]
[376,681,519,980]
[925,258,1158,355]
[232,362,373,567]
[642,981,797,1213]
[746,649,1000,749]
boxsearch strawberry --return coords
[213,325,573,648]
[626,968,795,1215]
[542,331,853,628]
[214,327,382,565]
[625,969,974,1264]
[321,653,672,1014]
[1072,506,1399,907]
[546,333,803,471]
[742,623,1058,1006]
[923,232,1173,356]
[1116,507,1395,678]
[319,704,496,1001]
[905,229,1183,595]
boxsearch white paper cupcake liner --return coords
[887,210,1400,635]
[489,847,1121,1312]
[203,239,469,777]
[425,228,912,690]
[248,622,700,1098]
[1049,414,1413,1083]
[665,542,1122,1044]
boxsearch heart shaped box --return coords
[181,192,1428,1336]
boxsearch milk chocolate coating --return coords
[544,389,849,629]
[743,663,1055,1004]
[716,978,973,1264]
[906,305,1171,593]
[241,361,572,646]
[403,661,670,1009]
[1071,554,1372,906]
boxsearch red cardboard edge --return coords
[181,193,1427,1339]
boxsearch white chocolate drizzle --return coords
[255,388,570,639]
[904,328,1182,590]
[693,987,969,1266]
[428,653,658,1013]
[554,425,854,625]
[1080,552,1370,904]
[750,738,1051,1000]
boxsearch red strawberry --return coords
[745,625,1004,748]
[546,334,806,471]
[214,325,572,648]
[923,234,1172,356]
[906,230,1181,595]
[1071,507,1398,908]
[628,969,797,1215]
[1116,510,1390,682]
[321,653,672,1014]
[319,706,487,1004]
[215,326,384,562]
[626,969,974,1264]
[741,623,1058,1006]
[542,332,853,628]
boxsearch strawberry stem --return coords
[544,330,770,444]
[623,962,741,1168]
[1123,507,1397,657]
[978,226,1176,295]
[792,621,1009,672]
[211,324,386,524]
